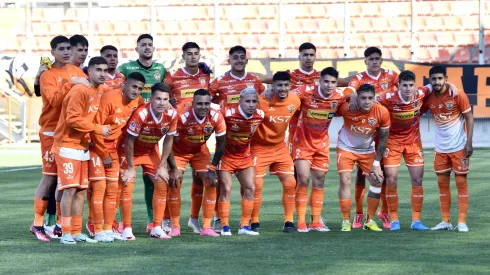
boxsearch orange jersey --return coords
[422,86,471,153]
[165,68,210,112]
[376,87,431,145]
[288,68,321,90]
[125,104,178,156]
[252,93,301,146]
[173,105,226,155]
[91,89,145,159]
[38,64,86,133]
[52,84,105,151]
[104,72,125,91]
[223,106,264,158]
[345,69,399,95]
[336,102,390,154]
[209,72,265,108]
[293,85,352,151]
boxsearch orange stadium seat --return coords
[431,1,451,17]
[129,22,149,35]
[283,35,296,49]
[382,34,399,48]
[450,1,479,16]
[250,20,273,34]
[364,34,383,47]
[328,34,344,49]
[32,23,51,37]
[285,20,303,34]
[457,33,478,47]
[152,22,165,35]
[416,48,432,63]
[391,48,412,61]
[63,8,78,22]
[117,36,136,50]
[362,3,381,17]
[486,35,490,46]
[302,19,320,34]
[111,21,130,36]
[169,35,191,51]
[316,19,337,34]
[351,18,374,33]
[192,6,211,20]
[180,21,200,35]
[254,50,274,58]
[414,17,427,32]
[452,47,471,63]
[319,49,342,59]
[310,5,327,19]
[91,37,104,51]
[231,21,252,35]
[349,3,363,17]
[381,2,411,17]
[260,35,279,50]
[381,49,393,59]
[162,21,181,35]
[242,6,260,19]
[436,33,455,47]
[220,35,241,49]
[416,1,433,16]
[462,16,479,31]
[425,17,445,32]
[350,35,366,49]
[50,23,66,36]
[65,22,83,36]
[418,33,438,47]
[398,33,412,48]
[372,18,391,32]
[2,37,22,52]
[258,5,277,19]
[95,22,114,36]
[197,20,215,35]
[284,49,299,58]
[444,17,463,31]
[310,34,329,48]
[389,17,409,32]
[219,21,232,35]
[293,34,313,47]
[471,48,490,63]
[294,5,312,19]
[102,36,120,49]
[31,9,45,22]
[432,48,451,64]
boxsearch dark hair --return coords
[182,42,200,53]
[357,84,376,96]
[193,89,211,97]
[69,34,89,48]
[100,45,118,54]
[50,35,70,50]
[229,45,247,56]
[127,72,146,84]
[320,67,339,79]
[364,47,382,58]
[299,42,316,53]
[88,56,108,67]
[429,66,447,77]
[399,70,416,83]
[151,82,170,95]
[137,34,153,44]
[272,71,291,81]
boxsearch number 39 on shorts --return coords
[63,162,74,174]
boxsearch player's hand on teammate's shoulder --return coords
[262,88,273,100]
[169,98,177,108]
[447,83,459,97]
[169,168,183,188]
[348,93,359,112]
[198,62,213,75]
[102,157,112,169]
[101,125,112,138]
[72,76,90,87]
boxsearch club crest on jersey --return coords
[368,118,377,126]
[251,124,258,133]
[413,100,420,108]
[161,127,168,135]
[199,77,207,86]
[330,102,338,109]
[154,73,161,81]
[204,125,213,134]
[288,105,295,113]
[247,83,254,89]
[380,81,389,90]
[445,101,454,110]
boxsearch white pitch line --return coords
[0,166,41,173]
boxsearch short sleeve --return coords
[208,77,219,97]
[379,105,391,129]
[127,108,144,136]
[214,113,227,137]
[167,111,178,135]
[457,91,472,114]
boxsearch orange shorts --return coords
[383,140,424,168]
[434,149,470,175]
[40,133,57,176]
[120,149,161,179]
[336,148,375,176]
[88,149,120,182]
[174,147,212,173]
[217,153,254,174]
[252,143,294,178]
[291,144,330,172]
[54,153,89,191]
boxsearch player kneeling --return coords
[336,84,390,232]
[119,83,177,240]
[166,89,226,237]
[217,88,264,236]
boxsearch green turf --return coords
[0,150,489,274]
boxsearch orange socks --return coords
[455,176,469,223]
[386,185,399,221]
[366,186,382,221]
[167,183,181,228]
[214,187,220,217]
[251,177,264,223]
[437,175,451,223]
[202,184,216,228]
[280,176,296,222]
[87,185,93,224]
[72,216,82,236]
[411,186,424,222]
[120,182,134,228]
[295,185,308,224]
[91,179,106,233]
[190,182,204,219]
[103,181,118,231]
[34,197,48,226]
[354,184,365,214]
[61,216,72,235]
[56,202,61,225]
[241,199,254,227]
[163,202,170,220]
[380,183,388,214]
[152,180,168,227]
[218,201,230,227]
[339,199,352,221]
[310,187,324,223]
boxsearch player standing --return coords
[100,45,126,90]
[119,83,177,240]
[69,35,89,68]
[51,57,111,244]
[422,66,473,232]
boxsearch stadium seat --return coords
[129,22,149,35]
[431,48,451,64]
[302,19,320,34]
[309,34,329,49]
[316,19,338,34]
[192,6,211,20]
[257,5,277,19]
[31,9,45,22]
[294,5,312,19]
[431,1,451,16]
[320,49,342,59]
[260,35,279,50]
[364,34,383,47]
[72,8,88,22]
[101,37,120,49]
[293,34,313,47]
[285,20,304,34]
[95,22,114,36]
[91,37,104,51]
[457,33,478,47]
[436,33,455,47]
[416,2,433,16]
[381,49,393,59]
[382,34,399,48]
[486,35,490,46]
[197,20,215,35]
[471,48,490,63]
[334,19,345,33]
[349,3,363,17]
[418,33,438,47]
[398,33,412,48]
[389,17,409,32]
[452,47,471,63]
[425,17,445,32]
[351,18,373,33]
[381,2,411,17]
[444,17,463,31]
[350,35,366,49]
[63,8,78,22]
[325,3,345,19]
[2,37,22,52]
[415,48,432,63]
[118,36,137,50]
[391,48,412,61]
[328,34,344,49]
[462,16,479,31]
[450,0,479,16]
[170,35,191,51]
[231,21,252,35]
[162,21,181,35]
[65,22,83,36]
[50,23,66,36]
[241,6,260,19]
[220,35,241,49]
[283,35,296,49]
[414,17,427,32]
[309,5,327,19]
[32,23,51,37]
[362,3,381,17]
[250,20,274,34]
[372,18,391,32]
[238,35,260,49]
[219,21,232,35]
[284,49,299,58]
[180,21,200,35]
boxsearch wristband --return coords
[373,160,380,167]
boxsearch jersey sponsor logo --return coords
[392,110,418,120]
[143,126,150,131]
[154,73,161,81]
[288,105,296,113]
[350,125,373,135]
[434,112,452,121]
[185,135,205,143]
[269,115,292,123]
[368,118,377,126]
[114,117,127,125]
[138,135,160,143]
[307,109,335,120]
[204,125,214,134]
[181,89,195,98]
[445,101,454,110]
[228,132,253,141]
[88,105,99,113]
[227,95,240,104]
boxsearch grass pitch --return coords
[0,149,489,274]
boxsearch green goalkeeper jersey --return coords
[118,60,167,102]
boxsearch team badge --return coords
[380,81,389,90]
[413,100,420,108]
[154,73,161,81]
[199,77,207,86]
[247,83,254,89]
[445,101,454,110]
[330,102,338,110]
[368,118,377,126]
[161,127,168,135]
[251,124,258,133]
[288,105,295,113]
[204,125,213,134]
